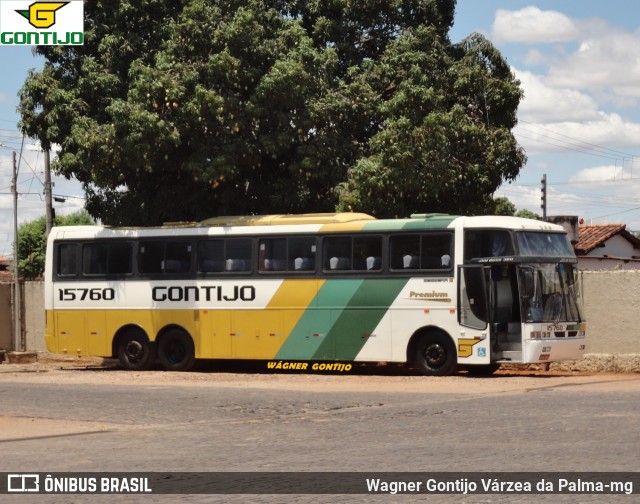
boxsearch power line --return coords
[518,119,639,158]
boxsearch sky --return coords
[2,1,640,258]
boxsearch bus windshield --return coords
[516,232,574,258]
[519,263,583,323]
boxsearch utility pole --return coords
[11,151,22,352]
[44,149,53,236]
[540,173,547,219]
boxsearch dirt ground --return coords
[1,353,638,395]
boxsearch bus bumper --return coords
[523,337,586,363]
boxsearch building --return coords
[574,224,640,270]
[0,256,12,281]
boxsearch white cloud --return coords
[545,30,640,107]
[515,114,640,156]
[569,165,625,183]
[515,70,600,123]
[492,7,580,44]
[493,10,640,108]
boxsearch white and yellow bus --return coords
[44,212,586,375]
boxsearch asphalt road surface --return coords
[1,359,639,503]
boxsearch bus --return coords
[44,212,586,375]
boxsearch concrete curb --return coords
[549,353,640,373]
[4,351,39,364]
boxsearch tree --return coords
[19,0,525,224]
[490,196,540,219]
[336,31,525,217]
[493,196,516,216]
[515,208,540,220]
[18,211,94,279]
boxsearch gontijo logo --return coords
[17,2,68,29]
[0,1,84,45]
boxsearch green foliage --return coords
[18,211,94,279]
[490,196,540,219]
[19,0,525,224]
[493,196,516,216]
[515,209,540,220]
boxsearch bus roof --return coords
[197,212,375,226]
[48,213,564,239]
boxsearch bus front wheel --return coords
[157,329,195,372]
[117,330,156,371]
[412,332,457,376]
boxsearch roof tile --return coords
[575,224,626,254]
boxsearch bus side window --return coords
[353,236,382,271]
[198,240,224,273]
[260,238,287,271]
[108,242,133,275]
[289,237,316,272]
[324,236,351,271]
[139,242,164,274]
[82,242,133,276]
[390,235,419,270]
[83,243,107,275]
[165,242,191,273]
[225,238,252,272]
[57,243,78,277]
[464,230,514,260]
[139,241,191,274]
[421,235,452,270]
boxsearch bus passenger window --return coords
[83,243,107,275]
[109,243,133,274]
[139,242,164,274]
[324,236,351,271]
[289,237,316,271]
[421,235,452,269]
[57,243,78,276]
[353,236,381,271]
[164,242,191,273]
[390,235,419,270]
[225,239,252,272]
[139,241,191,274]
[198,240,224,273]
[260,238,287,271]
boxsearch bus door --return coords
[457,265,490,364]
[488,264,523,360]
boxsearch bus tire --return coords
[412,331,457,376]
[117,329,156,371]
[157,329,195,371]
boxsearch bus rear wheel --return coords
[117,329,156,371]
[158,329,195,371]
[412,332,457,376]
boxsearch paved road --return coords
[0,363,639,503]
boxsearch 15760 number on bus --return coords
[58,288,115,301]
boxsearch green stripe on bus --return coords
[361,216,457,231]
[311,278,408,361]
[275,279,364,360]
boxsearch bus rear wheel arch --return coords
[157,328,196,372]
[409,329,457,376]
[116,327,156,371]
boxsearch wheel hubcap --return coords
[424,343,445,367]
[125,340,144,361]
